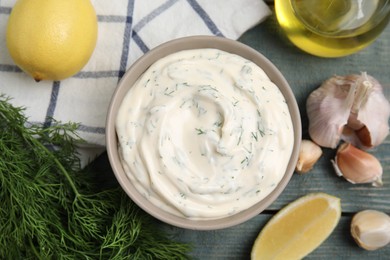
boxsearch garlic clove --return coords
[307,72,390,149]
[331,143,383,187]
[351,210,390,251]
[295,139,322,173]
[342,72,390,149]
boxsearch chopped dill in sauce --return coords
[116,49,294,220]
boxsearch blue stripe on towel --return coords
[78,124,106,134]
[186,0,224,36]
[133,0,179,31]
[0,7,11,14]
[132,31,149,54]
[0,64,22,73]
[42,82,107,135]
[97,15,127,23]
[118,0,135,79]
[31,120,106,135]
[75,70,121,79]
[131,0,179,54]
[43,81,61,128]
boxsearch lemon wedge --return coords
[251,192,341,260]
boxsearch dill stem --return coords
[29,237,44,260]
[29,136,81,198]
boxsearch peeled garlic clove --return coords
[351,210,390,250]
[295,139,322,173]
[331,143,383,187]
[307,72,390,149]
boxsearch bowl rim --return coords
[106,35,302,230]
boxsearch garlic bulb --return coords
[331,143,383,187]
[351,210,390,251]
[295,139,322,173]
[307,72,390,149]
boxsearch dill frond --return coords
[0,95,191,259]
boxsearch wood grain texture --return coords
[160,214,390,259]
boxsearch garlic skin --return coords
[306,72,390,149]
[351,210,390,251]
[295,139,322,173]
[331,143,383,187]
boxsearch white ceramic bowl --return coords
[106,36,301,230]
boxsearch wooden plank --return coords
[267,139,390,213]
[160,214,390,259]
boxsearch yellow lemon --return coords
[251,193,341,260]
[6,0,97,81]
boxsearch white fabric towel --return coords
[0,0,271,163]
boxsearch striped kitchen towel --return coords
[0,0,271,164]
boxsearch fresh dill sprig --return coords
[0,95,191,259]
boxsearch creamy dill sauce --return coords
[116,49,294,219]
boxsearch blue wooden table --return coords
[158,5,390,259]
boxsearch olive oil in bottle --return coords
[275,0,390,57]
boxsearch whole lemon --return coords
[6,0,98,81]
